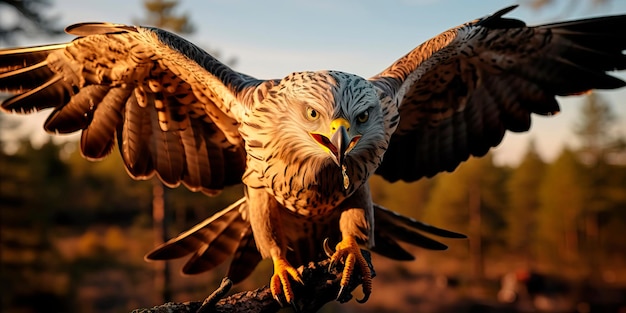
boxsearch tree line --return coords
[1,91,625,312]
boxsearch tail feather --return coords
[227,225,263,284]
[372,203,466,260]
[371,233,415,261]
[145,198,257,277]
[145,200,465,280]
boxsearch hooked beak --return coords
[310,118,361,167]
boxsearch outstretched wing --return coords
[371,6,626,182]
[0,23,267,194]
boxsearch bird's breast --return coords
[265,158,365,217]
[242,140,368,217]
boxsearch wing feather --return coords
[80,87,131,160]
[0,60,54,91]
[119,92,154,179]
[2,76,68,113]
[44,85,109,133]
[149,100,185,187]
[0,44,66,75]
[372,7,626,182]
[0,22,259,194]
[180,118,223,194]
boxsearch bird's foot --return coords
[270,256,304,306]
[325,236,372,303]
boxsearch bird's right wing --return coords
[0,23,272,195]
[370,6,626,182]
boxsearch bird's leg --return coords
[246,188,304,305]
[269,247,303,305]
[328,207,373,303]
[329,235,372,303]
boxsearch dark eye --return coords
[356,110,369,123]
[306,107,320,121]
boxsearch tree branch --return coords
[132,250,375,313]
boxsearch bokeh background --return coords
[1,1,626,312]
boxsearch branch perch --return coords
[131,250,375,313]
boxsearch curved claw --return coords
[323,238,334,258]
[336,285,350,303]
[329,236,373,304]
[272,292,284,307]
[356,291,370,303]
[270,257,303,306]
[337,282,370,303]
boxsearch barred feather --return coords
[1,7,625,296]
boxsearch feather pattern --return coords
[118,91,154,179]
[1,7,625,295]
[149,100,185,187]
[227,226,262,283]
[81,87,131,160]
[0,22,252,193]
[2,76,69,113]
[145,198,250,276]
[372,5,626,181]
[45,85,109,133]
[145,199,464,282]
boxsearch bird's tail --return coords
[371,203,466,260]
[145,199,466,282]
[144,197,262,284]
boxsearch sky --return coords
[1,0,626,166]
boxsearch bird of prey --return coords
[1,5,625,306]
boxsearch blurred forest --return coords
[2,94,626,313]
[2,0,626,313]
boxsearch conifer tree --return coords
[505,140,545,265]
[0,0,63,45]
[536,149,585,266]
[138,0,195,34]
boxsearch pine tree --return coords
[573,92,623,272]
[421,153,506,281]
[139,0,195,34]
[574,92,616,165]
[505,140,545,265]
[369,175,433,218]
[0,0,63,45]
[536,149,585,266]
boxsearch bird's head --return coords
[303,77,384,191]
[243,70,389,211]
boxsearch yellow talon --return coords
[270,256,303,305]
[329,236,372,303]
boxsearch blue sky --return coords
[2,0,626,165]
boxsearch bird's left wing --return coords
[0,23,270,194]
[370,6,626,182]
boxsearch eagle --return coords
[1,5,624,306]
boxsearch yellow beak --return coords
[310,118,361,167]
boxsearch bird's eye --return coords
[306,107,320,121]
[356,110,369,123]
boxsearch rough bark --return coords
[132,250,375,313]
